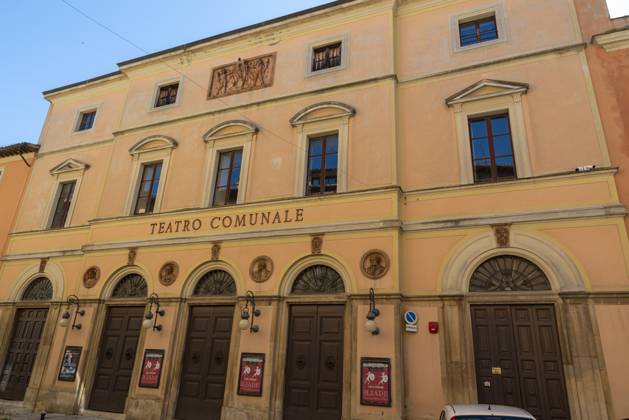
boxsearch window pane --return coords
[230,166,241,187]
[228,187,239,204]
[479,19,498,41]
[460,23,477,46]
[134,162,162,215]
[496,156,515,178]
[219,153,232,169]
[325,137,338,153]
[491,116,510,135]
[217,169,229,187]
[233,150,243,168]
[309,139,323,156]
[213,187,227,207]
[325,154,338,170]
[50,181,76,228]
[474,159,492,182]
[212,149,242,206]
[309,156,322,171]
[472,139,490,159]
[493,135,514,156]
[469,120,487,139]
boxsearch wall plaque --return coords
[159,261,179,286]
[237,353,265,396]
[250,256,273,283]
[139,349,164,389]
[58,346,82,382]
[360,357,391,407]
[360,250,390,280]
[208,53,276,99]
[83,266,100,289]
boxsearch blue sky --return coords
[1,0,627,148]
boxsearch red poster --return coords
[360,357,391,407]
[237,353,265,396]
[139,349,164,389]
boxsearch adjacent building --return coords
[1,1,628,419]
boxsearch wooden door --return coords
[89,306,143,413]
[176,306,234,420]
[471,305,570,420]
[0,308,48,401]
[284,305,344,420]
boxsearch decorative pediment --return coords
[49,158,90,175]
[129,135,178,156]
[290,101,356,126]
[446,79,529,106]
[203,120,259,142]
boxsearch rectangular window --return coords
[50,181,76,229]
[212,149,242,207]
[312,42,342,72]
[459,15,498,47]
[134,162,162,215]
[306,134,338,195]
[469,114,516,183]
[76,110,96,131]
[155,83,179,108]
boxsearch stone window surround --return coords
[149,76,184,112]
[201,121,257,207]
[43,159,89,229]
[448,82,532,185]
[291,104,354,197]
[0,167,4,183]
[124,136,177,216]
[450,1,508,53]
[71,104,101,135]
[305,33,350,78]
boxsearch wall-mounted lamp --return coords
[239,290,261,333]
[59,295,85,330]
[143,293,165,331]
[365,288,380,335]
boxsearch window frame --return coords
[0,167,4,184]
[150,77,183,111]
[450,2,507,53]
[305,133,339,196]
[72,104,100,134]
[44,159,89,230]
[211,148,244,207]
[468,113,517,183]
[458,15,499,47]
[132,161,163,216]
[49,180,77,229]
[305,33,350,77]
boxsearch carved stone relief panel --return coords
[360,250,390,280]
[250,256,273,283]
[159,261,179,286]
[208,53,276,99]
[83,266,101,289]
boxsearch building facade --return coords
[1,1,628,419]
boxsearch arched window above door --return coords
[111,273,148,298]
[21,277,53,301]
[470,255,551,292]
[291,265,345,294]
[193,270,236,296]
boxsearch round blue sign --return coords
[404,311,418,325]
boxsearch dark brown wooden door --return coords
[471,305,570,420]
[176,306,234,420]
[284,305,344,420]
[0,308,48,401]
[89,306,143,413]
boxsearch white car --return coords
[439,404,536,420]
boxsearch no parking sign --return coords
[403,310,418,333]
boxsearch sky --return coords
[1,0,628,148]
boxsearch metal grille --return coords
[111,274,148,298]
[470,256,551,292]
[312,42,342,72]
[193,270,237,296]
[21,277,53,301]
[155,83,179,107]
[291,265,345,294]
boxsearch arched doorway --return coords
[284,265,346,420]
[89,273,148,413]
[469,255,570,420]
[176,269,237,420]
[0,277,52,401]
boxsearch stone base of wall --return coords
[221,405,271,420]
[0,399,34,416]
[35,389,76,414]
[125,396,163,420]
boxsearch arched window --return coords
[193,270,236,296]
[111,274,148,298]
[21,277,53,301]
[470,255,551,292]
[291,265,345,294]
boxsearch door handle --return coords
[192,352,200,364]
[296,355,306,369]
[325,355,336,370]
[105,348,114,360]
[125,349,134,361]
[214,352,224,366]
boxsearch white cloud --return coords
[607,0,629,18]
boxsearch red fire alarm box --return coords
[428,321,439,334]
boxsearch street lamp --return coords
[59,295,85,330]
[239,291,261,333]
[143,293,165,331]
[365,288,380,335]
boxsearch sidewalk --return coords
[1,414,106,420]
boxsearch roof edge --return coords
[42,70,124,98]
[0,142,40,159]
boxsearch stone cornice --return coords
[593,27,629,52]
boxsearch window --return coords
[468,114,515,183]
[306,134,338,195]
[134,162,162,215]
[50,181,76,229]
[155,83,179,108]
[312,42,342,72]
[212,149,242,207]
[459,15,498,47]
[76,110,96,132]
